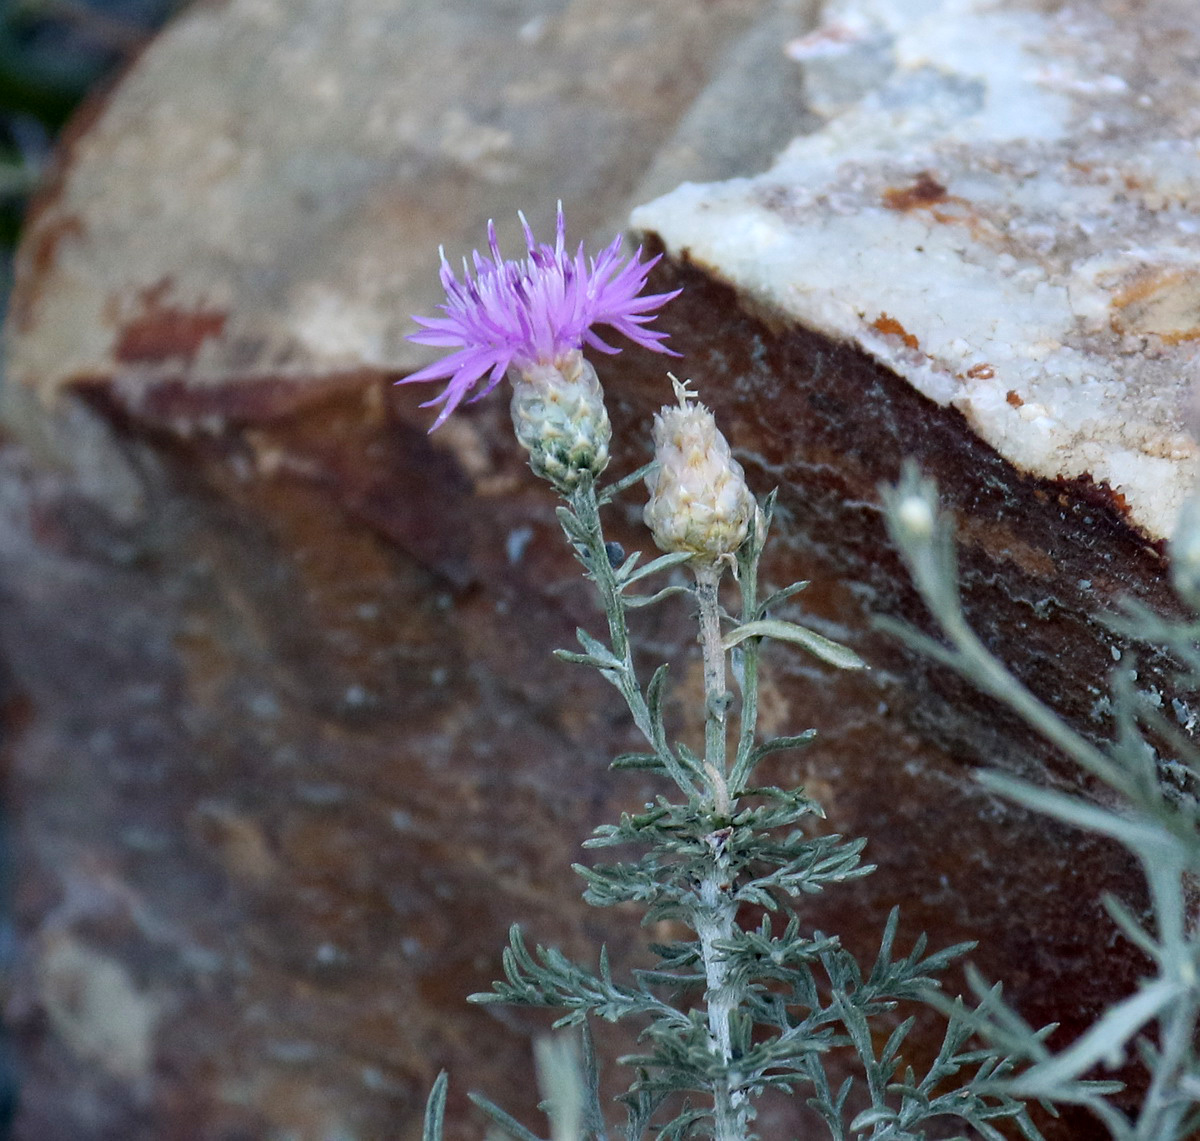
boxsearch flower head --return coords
[644,377,756,566]
[403,205,680,429]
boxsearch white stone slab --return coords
[633,0,1200,541]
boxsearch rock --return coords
[8,0,776,413]
[634,0,1200,542]
[0,0,1192,1138]
[627,0,1200,1129]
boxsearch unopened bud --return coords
[643,378,755,564]
[896,494,935,540]
[510,351,611,493]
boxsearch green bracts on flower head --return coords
[509,351,612,492]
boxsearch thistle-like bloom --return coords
[644,378,756,565]
[403,205,680,430]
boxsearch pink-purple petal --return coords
[403,208,680,429]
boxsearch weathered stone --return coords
[635,0,1200,542]
[3,250,1147,1140]
[8,0,773,410]
[1,0,795,1136]
[0,0,1192,1138]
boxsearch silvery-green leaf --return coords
[723,619,867,671]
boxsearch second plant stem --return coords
[575,478,749,1140]
[696,565,732,816]
[694,562,746,1141]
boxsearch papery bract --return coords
[644,377,756,565]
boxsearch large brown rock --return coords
[0,0,1187,1138]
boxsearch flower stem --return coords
[697,857,742,1141]
[695,565,731,817]
[568,479,696,795]
[693,563,746,1141]
[571,474,749,1140]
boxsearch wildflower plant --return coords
[881,465,1200,1141]
[405,212,1042,1141]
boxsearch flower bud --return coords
[509,350,611,493]
[896,493,935,541]
[643,378,755,564]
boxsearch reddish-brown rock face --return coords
[0,0,1183,1136]
[0,249,1164,1139]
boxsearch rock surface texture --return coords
[0,0,1193,1139]
[635,0,1200,541]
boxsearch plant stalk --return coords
[568,479,696,795]
[571,483,656,740]
[696,564,731,816]
[697,856,741,1141]
[694,561,746,1141]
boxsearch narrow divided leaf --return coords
[423,1072,449,1141]
[621,551,694,590]
[469,1093,548,1141]
[723,619,867,671]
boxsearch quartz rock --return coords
[634,0,1200,540]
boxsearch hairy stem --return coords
[696,565,731,816]
[569,480,694,794]
[693,562,747,1141]
[572,480,632,665]
[697,850,742,1141]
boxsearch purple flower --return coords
[402,205,680,429]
